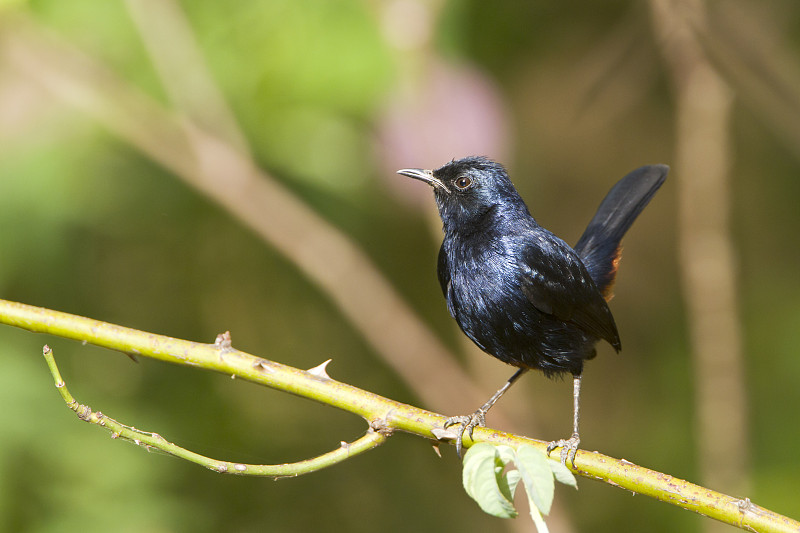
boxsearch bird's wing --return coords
[437,245,457,319]
[518,237,621,351]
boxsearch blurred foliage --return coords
[0,1,799,532]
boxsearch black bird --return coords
[398,157,667,464]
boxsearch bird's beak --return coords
[396,168,450,193]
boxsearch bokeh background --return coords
[1,1,799,532]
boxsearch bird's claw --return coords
[443,411,486,457]
[546,433,580,468]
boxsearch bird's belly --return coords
[448,262,597,376]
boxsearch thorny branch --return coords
[1,298,797,532]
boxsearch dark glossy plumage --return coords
[398,156,667,460]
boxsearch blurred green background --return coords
[1,1,799,531]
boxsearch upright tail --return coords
[575,164,668,300]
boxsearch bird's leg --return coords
[444,368,528,457]
[547,374,582,467]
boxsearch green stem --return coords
[42,344,386,478]
[2,298,798,532]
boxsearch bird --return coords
[397,156,667,464]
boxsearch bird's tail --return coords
[575,164,668,300]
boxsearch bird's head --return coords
[397,156,529,229]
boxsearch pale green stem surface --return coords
[1,298,797,532]
[41,344,386,478]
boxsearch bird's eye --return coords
[454,176,473,190]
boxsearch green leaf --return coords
[497,464,521,505]
[505,469,522,500]
[549,459,578,489]
[495,445,517,465]
[462,443,518,518]
[515,445,555,515]
[462,443,497,500]
[494,445,520,502]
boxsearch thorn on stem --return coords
[307,359,332,379]
[430,427,457,441]
[431,442,442,458]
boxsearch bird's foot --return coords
[546,433,580,468]
[443,410,487,458]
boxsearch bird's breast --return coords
[446,237,525,315]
